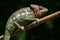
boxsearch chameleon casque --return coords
[4,4,48,40]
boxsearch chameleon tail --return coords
[4,30,10,40]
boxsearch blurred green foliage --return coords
[0,0,60,40]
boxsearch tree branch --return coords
[0,11,60,40]
[26,11,60,30]
[0,35,4,40]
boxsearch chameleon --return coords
[4,4,48,40]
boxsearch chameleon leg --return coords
[13,22,25,31]
[10,22,26,40]
[24,17,39,21]
[4,30,10,40]
[25,17,40,24]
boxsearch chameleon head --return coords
[30,4,48,18]
[30,4,42,18]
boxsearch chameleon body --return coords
[4,7,39,40]
[4,5,48,40]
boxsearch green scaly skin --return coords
[4,7,39,40]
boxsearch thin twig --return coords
[0,35,4,40]
[26,11,60,30]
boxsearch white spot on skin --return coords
[21,13,25,15]
[24,9,29,14]
[26,11,29,14]
[13,17,16,20]
[15,14,20,18]
[17,14,20,17]
[10,20,13,22]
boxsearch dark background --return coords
[0,0,60,40]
